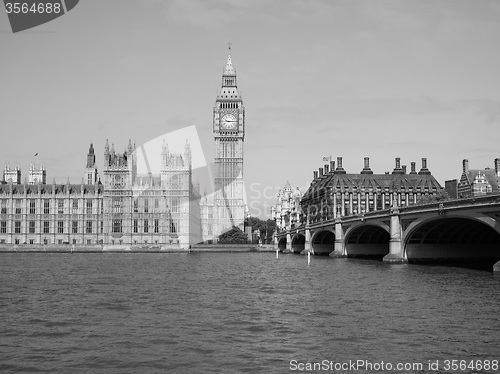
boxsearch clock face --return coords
[221,114,236,130]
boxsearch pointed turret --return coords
[85,142,98,185]
[224,42,236,77]
[184,139,192,166]
[162,139,169,156]
[127,139,133,155]
[221,41,237,88]
[87,143,96,168]
[161,139,169,169]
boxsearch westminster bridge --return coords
[275,194,500,271]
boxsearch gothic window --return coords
[170,197,180,213]
[0,221,6,233]
[133,219,138,233]
[44,200,50,214]
[113,175,124,188]
[15,199,21,214]
[86,200,92,215]
[29,200,36,214]
[86,221,92,234]
[72,221,78,233]
[58,200,64,214]
[58,221,64,233]
[133,199,138,213]
[154,219,159,233]
[29,221,35,233]
[144,220,149,233]
[170,219,178,233]
[0,200,6,214]
[171,175,180,189]
[14,221,21,233]
[43,221,50,233]
[112,220,122,233]
[113,198,122,213]
[144,199,149,213]
[72,200,78,213]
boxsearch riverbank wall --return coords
[0,244,276,253]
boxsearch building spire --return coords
[224,41,235,76]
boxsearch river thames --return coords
[1,252,499,373]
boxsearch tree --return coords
[417,190,450,205]
[244,216,277,244]
[218,226,248,244]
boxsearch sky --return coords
[1,0,500,218]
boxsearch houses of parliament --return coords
[0,47,246,248]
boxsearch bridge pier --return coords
[494,260,500,273]
[304,227,312,254]
[383,205,407,264]
[284,232,292,253]
[330,218,345,258]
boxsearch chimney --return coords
[361,157,373,174]
[463,159,469,174]
[495,158,500,177]
[319,167,323,176]
[335,157,346,174]
[313,171,318,180]
[324,164,329,174]
[402,165,407,174]
[330,160,335,172]
[392,157,404,174]
[418,157,431,175]
[410,162,416,174]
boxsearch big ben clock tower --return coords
[213,43,246,234]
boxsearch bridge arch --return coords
[404,214,500,267]
[278,237,287,251]
[291,233,306,254]
[344,223,390,259]
[311,229,335,256]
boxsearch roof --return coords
[223,49,236,76]
[461,169,500,192]
[302,172,442,201]
[0,183,104,195]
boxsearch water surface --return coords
[1,253,499,373]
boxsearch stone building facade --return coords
[300,157,443,225]
[0,141,202,247]
[0,46,246,247]
[457,158,500,198]
[271,181,302,232]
